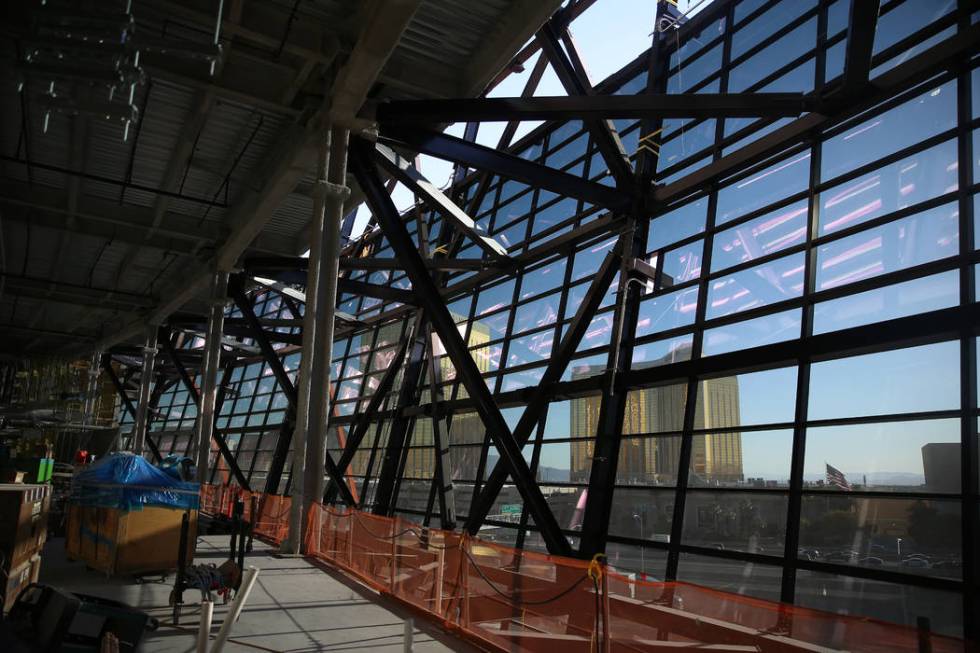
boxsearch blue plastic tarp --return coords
[71,452,199,512]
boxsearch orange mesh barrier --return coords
[201,487,966,653]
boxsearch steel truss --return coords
[104,0,980,638]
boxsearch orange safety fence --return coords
[201,486,966,653]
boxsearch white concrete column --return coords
[131,325,158,457]
[305,126,350,520]
[285,131,331,554]
[195,270,229,483]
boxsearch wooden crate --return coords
[66,504,196,575]
[0,484,49,570]
[3,553,40,612]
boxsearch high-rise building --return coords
[569,348,742,484]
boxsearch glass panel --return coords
[616,436,682,486]
[728,18,817,92]
[636,287,699,338]
[697,366,798,428]
[808,341,960,420]
[731,0,817,61]
[647,198,709,253]
[812,270,959,334]
[799,496,961,579]
[662,240,704,285]
[716,151,811,226]
[677,553,783,601]
[817,139,958,236]
[622,382,688,435]
[702,308,802,356]
[682,491,788,556]
[519,259,566,300]
[711,199,808,273]
[693,429,794,488]
[804,419,961,493]
[667,44,723,94]
[707,251,805,319]
[607,488,674,540]
[821,81,957,182]
[606,541,668,580]
[633,335,694,368]
[657,120,717,172]
[795,571,963,637]
[475,279,515,316]
[815,202,959,292]
[872,0,956,56]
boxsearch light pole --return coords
[896,537,903,562]
[633,513,644,573]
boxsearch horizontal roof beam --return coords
[374,93,818,124]
[378,126,628,211]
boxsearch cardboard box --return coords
[66,505,196,575]
[0,484,49,570]
[3,554,38,613]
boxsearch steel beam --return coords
[160,326,249,489]
[131,325,158,458]
[371,315,428,516]
[230,276,355,504]
[377,127,628,211]
[537,21,633,189]
[464,241,622,533]
[351,137,571,555]
[371,143,509,259]
[324,334,411,503]
[841,0,881,97]
[376,93,816,124]
[102,355,162,462]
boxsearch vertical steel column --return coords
[577,9,666,558]
[195,270,229,483]
[131,324,159,457]
[305,127,350,530]
[286,130,330,554]
[83,349,102,425]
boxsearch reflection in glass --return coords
[707,251,805,318]
[716,151,811,226]
[821,82,956,183]
[682,492,788,556]
[607,488,674,540]
[804,419,961,494]
[817,139,958,236]
[711,199,808,272]
[795,571,963,636]
[815,203,959,291]
[799,496,961,579]
[636,287,699,337]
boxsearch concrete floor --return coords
[38,534,479,652]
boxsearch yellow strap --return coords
[587,552,606,581]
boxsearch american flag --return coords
[826,463,852,491]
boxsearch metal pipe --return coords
[131,324,157,456]
[196,600,213,653]
[305,126,350,524]
[285,130,330,554]
[195,270,229,483]
[210,566,260,653]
